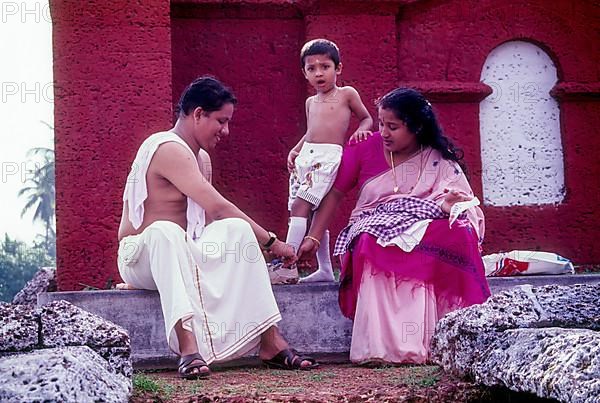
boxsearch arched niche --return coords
[480,41,565,206]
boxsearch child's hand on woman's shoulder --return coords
[348,130,373,144]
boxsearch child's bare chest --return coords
[308,98,351,123]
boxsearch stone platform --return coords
[38,274,600,368]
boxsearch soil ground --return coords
[131,364,557,402]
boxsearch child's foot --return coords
[299,269,335,283]
[268,259,299,284]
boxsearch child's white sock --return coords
[285,216,308,253]
[300,230,335,282]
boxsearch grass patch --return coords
[278,386,306,394]
[377,365,441,388]
[133,374,161,394]
[404,366,441,388]
[306,371,336,382]
[254,382,276,393]
[373,365,395,372]
[133,373,176,399]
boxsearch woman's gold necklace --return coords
[390,146,424,193]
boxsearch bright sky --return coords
[0,0,54,244]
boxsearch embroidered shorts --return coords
[288,142,343,210]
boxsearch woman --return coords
[297,88,491,365]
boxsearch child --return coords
[286,38,373,282]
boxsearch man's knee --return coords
[223,217,252,233]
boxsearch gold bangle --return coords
[304,235,321,248]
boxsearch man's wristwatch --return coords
[263,231,277,249]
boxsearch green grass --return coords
[278,386,306,394]
[375,365,441,388]
[132,373,176,399]
[306,371,337,382]
[133,374,161,394]
[406,366,441,388]
[373,365,396,372]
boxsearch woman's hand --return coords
[348,130,373,144]
[269,239,298,266]
[296,237,319,268]
[441,188,473,214]
[287,150,299,172]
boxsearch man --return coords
[117,76,317,379]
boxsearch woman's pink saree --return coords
[336,147,490,320]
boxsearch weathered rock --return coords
[12,266,57,306]
[474,328,600,403]
[98,346,133,379]
[0,346,130,402]
[430,286,541,376]
[0,302,39,352]
[431,284,600,402]
[431,284,600,377]
[532,284,600,330]
[40,300,131,377]
[41,300,129,348]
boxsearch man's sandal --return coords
[262,348,319,370]
[178,353,210,379]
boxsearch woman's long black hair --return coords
[377,87,467,174]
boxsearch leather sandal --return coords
[262,348,319,370]
[178,352,210,379]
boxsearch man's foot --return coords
[178,353,210,379]
[299,269,335,283]
[262,348,319,370]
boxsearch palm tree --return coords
[18,146,55,253]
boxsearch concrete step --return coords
[37,274,600,368]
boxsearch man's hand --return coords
[269,239,297,266]
[348,130,373,144]
[287,150,299,172]
[296,237,319,269]
[441,188,472,214]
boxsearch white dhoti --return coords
[117,218,281,364]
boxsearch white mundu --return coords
[118,132,281,364]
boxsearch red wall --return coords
[52,0,600,290]
[51,0,173,290]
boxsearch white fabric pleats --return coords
[117,219,281,364]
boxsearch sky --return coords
[0,0,54,244]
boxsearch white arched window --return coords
[480,41,565,206]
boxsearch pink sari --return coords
[333,134,490,363]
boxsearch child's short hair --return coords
[300,39,341,68]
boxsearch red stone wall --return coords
[51,0,173,290]
[52,0,600,290]
[397,0,600,260]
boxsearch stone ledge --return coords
[37,274,600,368]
